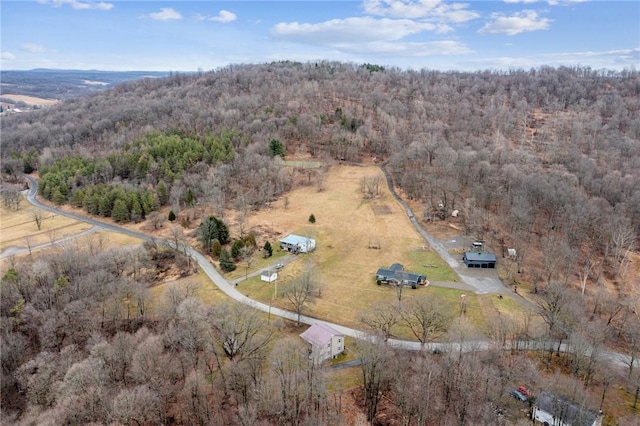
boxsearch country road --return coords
[18,174,637,371]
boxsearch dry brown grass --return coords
[0,196,93,251]
[1,94,59,107]
[233,165,459,329]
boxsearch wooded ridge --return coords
[1,61,639,425]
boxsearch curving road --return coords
[18,175,637,370]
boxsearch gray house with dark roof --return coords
[462,251,497,268]
[532,391,602,426]
[375,263,426,288]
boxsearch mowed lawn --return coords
[238,165,461,330]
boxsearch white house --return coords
[279,234,316,254]
[532,391,602,426]
[299,323,344,364]
[260,270,277,283]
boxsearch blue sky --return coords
[1,0,638,72]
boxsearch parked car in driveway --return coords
[275,263,285,269]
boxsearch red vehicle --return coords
[517,385,532,398]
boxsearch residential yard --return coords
[230,165,463,330]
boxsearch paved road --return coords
[17,175,637,371]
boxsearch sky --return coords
[1,0,639,72]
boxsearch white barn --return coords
[260,270,277,283]
[300,323,344,364]
[279,234,316,253]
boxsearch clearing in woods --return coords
[235,164,460,329]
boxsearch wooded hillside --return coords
[3,62,639,285]
[1,61,639,425]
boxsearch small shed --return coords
[280,234,316,253]
[300,323,345,364]
[532,391,602,426]
[463,251,497,268]
[260,270,277,283]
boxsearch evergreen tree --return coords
[263,241,273,257]
[211,239,222,258]
[156,180,169,206]
[268,139,285,157]
[199,215,230,252]
[309,213,316,224]
[185,187,195,208]
[168,210,176,222]
[231,239,244,259]
[219,249,236,272]
[52,189,66,205]
[112,199,130,223]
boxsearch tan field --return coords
[1,94,59,107]
[0,197,92,252]
[0,195,144,274]
[232,164,464,329]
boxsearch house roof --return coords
[389,263,404,271]
[535,391,599,426]
[280,234,314,246]
[376,264,425,283]
[464,251,497,262]
[376,268,396,277]
[300,323,343,347]
[261,269,275,277]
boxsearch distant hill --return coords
[0,69,170,101]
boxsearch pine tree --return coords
[219,249,236,272]
[112,199,130,223]
[185,188,195,208]
[168,210,176,222]
[156,180,169,206]
[268,139,285,157]
[308,213,316,224]
[211,239,222,258]
[263,241,273,257]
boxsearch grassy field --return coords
[0,194,145,274]
[228,165,462,330]
[0,197,93,252]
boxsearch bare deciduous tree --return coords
[400,295,450,349]
[31,208,44,230]
[360,301,400,342]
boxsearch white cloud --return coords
[478,10,551,35]
[339,40,473,56]
[149,8,182,21]
[1,51,16,61]
[458,48,640,71]
[273,17,447,45]
[210,10,237,23]
[272,16,472,58]
[20,43,46,53]
[504,0,587,4]
[362,0,479,23]
[38,0,113,11]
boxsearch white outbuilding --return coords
[260,270,278,283]
[279,234,316,253]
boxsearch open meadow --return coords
[0,194,144,273]
[230,164,477,330]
